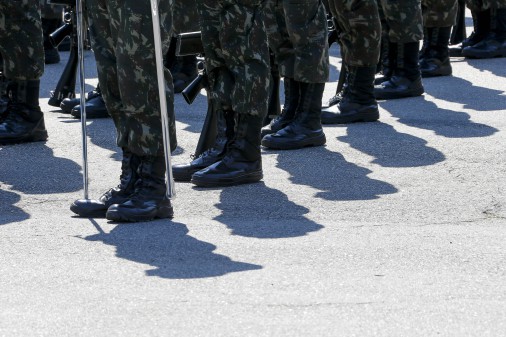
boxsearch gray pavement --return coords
[1,36,506,336]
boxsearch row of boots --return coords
[460,8,506,59]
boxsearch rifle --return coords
[177,31,281,157]
[47,1,78,107]
[323,15,347,109]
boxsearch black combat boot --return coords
[70,149,140,217]
[375,32,394,85]
[321,66,379,124]
[106,155,174,222]
[69,85,109,118]
[419,26,453,77]
[0,80,48,145]
[260,77,299,138]
[60,85,103,113]
[262,82,326,150]
[374,42,424,100]
[463,9,491,48]
[42,18,61,65]
[463,8,506,58]
[173,55,198,93]
[191,114,264,187]
[0,73,8,122]
[172,109,235,181]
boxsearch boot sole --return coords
[191,171,263,187]
[70,203,107,218]
[105,205,174,222]
[374,87,425,100]
[0,130,48,145]
[321,106,379,125]
[261,134,326,150]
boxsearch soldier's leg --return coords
[40,0,63,64]
[374,0,425,99]
[0,0,47,145]
[463,0,506,58]
[261,0,329,149]
[419,0,457,77]
[320,0,381,124]
[104,0,176,221]
[191,0,270,187]
[261,0,300,136]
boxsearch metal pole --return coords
[76,0,89,199]
[149,0,176,199]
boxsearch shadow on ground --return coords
[214,182,323,238]
[83,220,261,279]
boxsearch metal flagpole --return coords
[76,0,89,199]
[149,0,176,198]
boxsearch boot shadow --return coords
[214,182,323,238]
[0,188,30,226]
[422,74,506,113]
[0,144,82,194]
[337,122,446,167]
[83,220,261,279]
[380,96,498,138]
[274,147,397,201]
[465,57,506,79]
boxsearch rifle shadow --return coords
[213,182,323,238]
[273,146,397,201]
[83,220,261,279]
[336,122,446,167]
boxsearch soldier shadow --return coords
[336,122,446,167]
[0,144,82,194]
[380,96,498,138]
[422,74,506,112]
[213,182,323,238]
[82,220,262,279]
[0,188,30,226]
[273,147,397,201]
[465,57,506,80]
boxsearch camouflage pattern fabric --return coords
[264,0,329,83]
[378,0,424,43]
[40,0,64,20]
[0,0,44,81]
[422,0,458,27]
[198,0,270,117]
[86,0,175,157]
[172,0,200,35]
[466,0,506,10]
[327,0,382,67]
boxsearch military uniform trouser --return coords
[40,0,64,20]
[466,0,506,10]
[86,0,174,157]
[422,0,458,27]
[328,0,381,67]
[198,0,270,117]
[264,0,329,83]
[0,0,44,81]
[378,0,424,43]
[172,0,200,34]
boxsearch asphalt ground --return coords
[0,31,505,336]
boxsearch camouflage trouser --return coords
[378,0,424,43]
[40,0,64,20]
[86,0,174,157]
[198,0,270,117]
[0,0,44,81]
[328,0,381,67]
[422,0,458,27]
[172,0,200,35]
[264,0,329,83]
[466,0,506,10]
